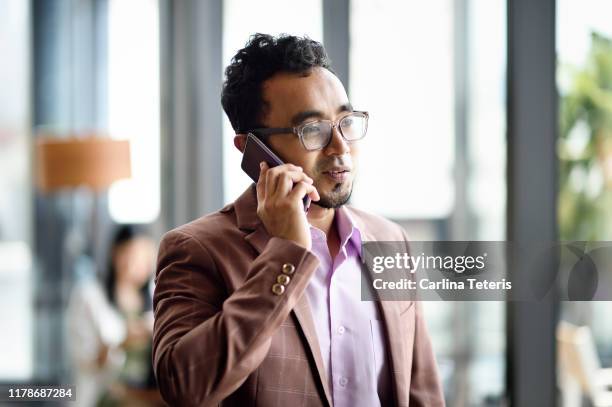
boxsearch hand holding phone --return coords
[241,134,312,211]
[241,134,319,250]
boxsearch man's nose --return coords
[324,126,350,155]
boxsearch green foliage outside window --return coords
[559,32,612,240]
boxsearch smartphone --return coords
[241,133,311,211]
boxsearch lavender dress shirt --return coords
[304,206,392,407]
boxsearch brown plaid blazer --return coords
[153,185,445,406]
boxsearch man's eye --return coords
[303,125,321,135]
[342,118,354,127]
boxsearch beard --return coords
[311,155,355,208]
[313,181,353,209]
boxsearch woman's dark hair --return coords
[221,33,333,134]
[104,224,157,389]
[104,224,152,311]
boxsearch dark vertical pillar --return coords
[506,0,558,405]
[159,0,223,230]
[323,0,350,91]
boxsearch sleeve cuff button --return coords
[277,274,291,285]
[282,263,295,275]
[272,283,286,295]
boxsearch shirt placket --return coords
[330,244,353,405]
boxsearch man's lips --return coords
[322,167,351,182]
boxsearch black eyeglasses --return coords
[247,111,369,151]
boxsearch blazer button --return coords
[272,283,285,296]
[282,263,295,275]
[277,274,291,285]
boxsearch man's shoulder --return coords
[161,203,243,248]
[344,205,407,241]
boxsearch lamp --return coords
[35,135,132,278]
[36,137,131,192]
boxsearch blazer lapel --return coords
[293,295,334,406]
[378,300,409,406]
[235,185,333,407]
[352,212,409,407]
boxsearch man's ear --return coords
[234,134,247,153]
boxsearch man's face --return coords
[260,67,359,208]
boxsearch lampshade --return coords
[36,137,131,192]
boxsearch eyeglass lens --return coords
[301,113,367,150]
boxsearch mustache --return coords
[315,156,353,172]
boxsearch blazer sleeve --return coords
[409,301,446,406]
[400,228,446,406]
[152,229,320,406]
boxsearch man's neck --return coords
[307,204,341,259]
[306,204,336,235]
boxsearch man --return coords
[153,33,444,406]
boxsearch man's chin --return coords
[313,184,353,209]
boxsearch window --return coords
[557,0,612,389]
[349,0,455,219]
[350,0,506,404]
[107,0,161,224]
[0,0,33,380]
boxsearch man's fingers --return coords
[257,162,315,204]
[308,187,321,202]
[272,171,314,198]
[271,163,302,173]
[256,161,268,203]
[288,181,320,203]
[265,163,278,196]
[265,163,302,177]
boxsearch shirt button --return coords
[339,377,348,387]
[337,326,345,335]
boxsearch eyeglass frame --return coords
[246,110,369,151]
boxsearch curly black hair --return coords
[221,33,333,134]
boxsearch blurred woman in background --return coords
[67,225,164,407]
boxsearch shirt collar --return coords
[337,206,362,252]
[309,206,362,256]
